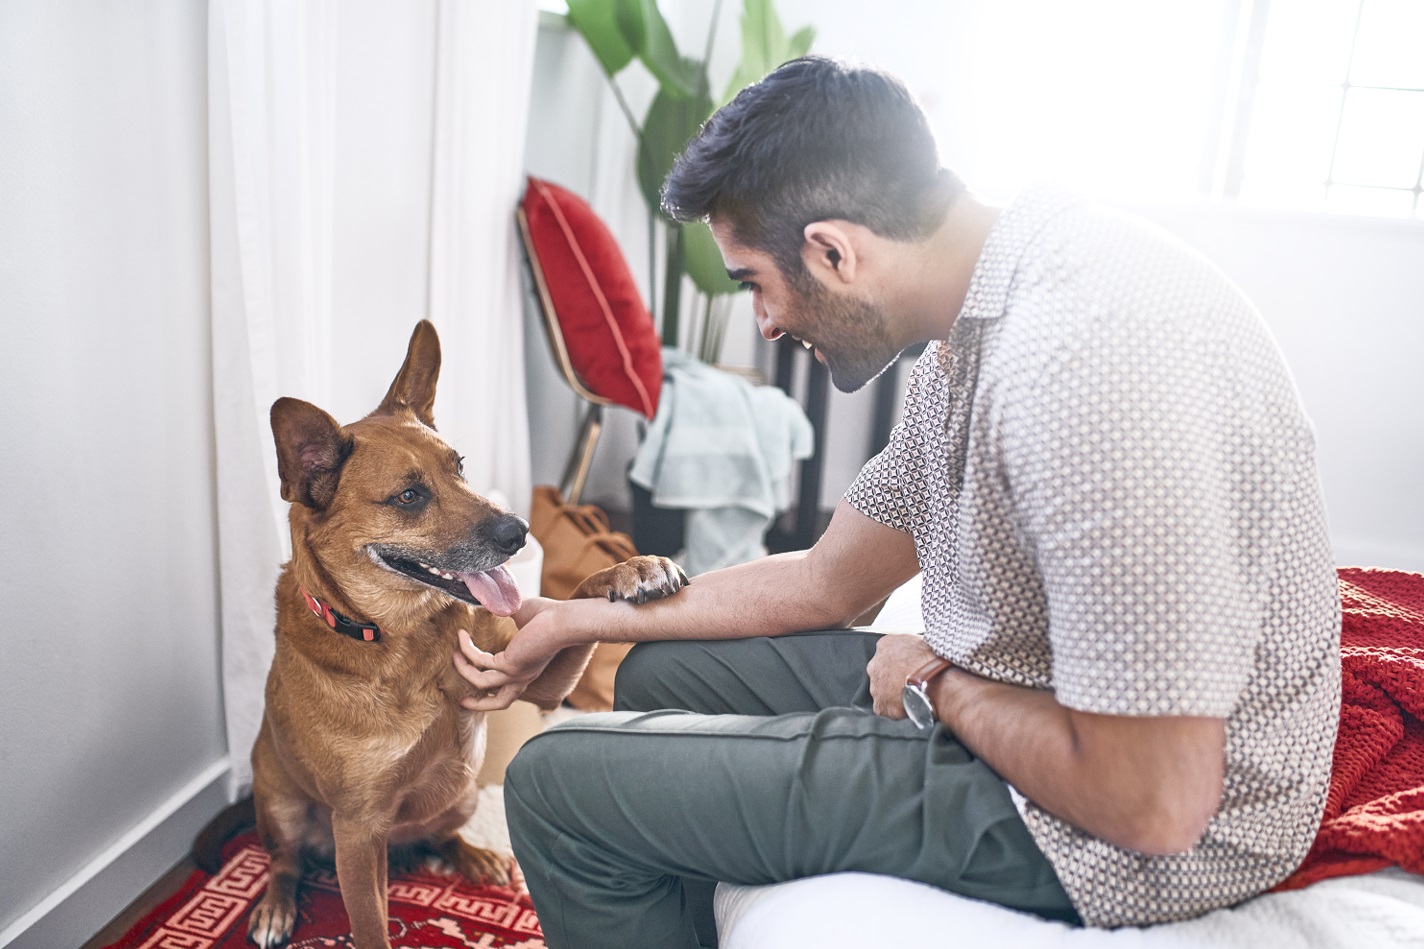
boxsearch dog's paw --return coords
[441,837,512,886]
[248,894,296,948]
[508,855,528,895]
[583,555,688,605]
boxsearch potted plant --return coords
[563,0,815,558]
[566,0,814,363]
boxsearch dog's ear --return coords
[270,397,353,510]
[375,319,441,428]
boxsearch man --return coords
[455,57,1341,947]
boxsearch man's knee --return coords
[503,728,557,825]
[613,640,689,711]
[505,725,591,847]
[506,712,649,812]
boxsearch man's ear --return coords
[271,397,353,510]
[801,221,858,285]
[375,319,441,428]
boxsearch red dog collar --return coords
[300,588,382,643]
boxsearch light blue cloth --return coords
[629,348,815,575]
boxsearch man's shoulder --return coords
[996,188,1256,337]
[1009,188,1213,274]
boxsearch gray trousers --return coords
[504,631,1077,949]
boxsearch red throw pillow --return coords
[520,177,662,419]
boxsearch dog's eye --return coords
[456,456,465,478]
[396,488,420,505]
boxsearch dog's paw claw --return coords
[508,856,528,895]
[594,555,687,605]
[442,838,511,886]
[609,555,686,598]
[466,849,511,886]
[248,898,296,948]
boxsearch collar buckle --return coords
[300,588,381,643]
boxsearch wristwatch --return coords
[902,656,952,729]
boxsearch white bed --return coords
[714,868,1424,948]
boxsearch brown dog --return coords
[247,320,685,949]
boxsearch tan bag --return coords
[529,485,638,711]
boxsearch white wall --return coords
[1136,204,1424,572]
[0,3,227,945]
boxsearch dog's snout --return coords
[489,515,528,556]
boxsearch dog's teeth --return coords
[441,572,455,580]
[801,338,812,350]
[428,566,443,575]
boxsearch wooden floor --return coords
[79,856,196,949]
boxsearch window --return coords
[1222,0,1424,219]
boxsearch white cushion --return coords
[715,869,1424,948]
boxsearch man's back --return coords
[847,188,1342,926]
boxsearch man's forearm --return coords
[930,669,1225,856]
[539,549,859,650]
[531,500,921,652]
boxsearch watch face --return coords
[902,683,936,730]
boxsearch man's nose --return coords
[753,299,782,341]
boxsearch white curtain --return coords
[210,0,538,796]
[426,0,535,516]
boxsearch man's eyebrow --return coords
[726,267,755,281]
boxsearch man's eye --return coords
[738,281,757,293]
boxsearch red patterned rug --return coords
[102,832,544,949]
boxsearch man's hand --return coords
[866,633,939,719]
[453,597,562,711]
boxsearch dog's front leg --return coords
[332,816,392,949]
[519,641,599,709]
[247,807,304,948]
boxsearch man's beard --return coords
[801,279,902,393]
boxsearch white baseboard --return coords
[0,759,232,949]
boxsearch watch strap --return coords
[907,656,952,689]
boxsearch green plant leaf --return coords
[566,0,635,77]
[636,82,714,215]
[720,0,814,105]
[615,0,700,99]
[787,24,815,59]
[683,218,741,296]
[738,0,787,80]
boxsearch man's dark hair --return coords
[662,56,964,283]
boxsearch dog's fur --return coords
[247,321,685,949]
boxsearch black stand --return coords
[768,339,925,552]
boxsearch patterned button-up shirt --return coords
[845,187,1341,927]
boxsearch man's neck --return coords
[891,194,1001,344]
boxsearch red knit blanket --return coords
[1275,566,1424,890]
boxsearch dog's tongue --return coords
[459,565,522,617]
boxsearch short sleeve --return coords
[845,428,914,533]
[844,348,943,535]
[1002,311,1262,718]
